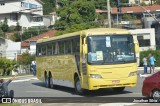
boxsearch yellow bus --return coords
[36,28,139,95]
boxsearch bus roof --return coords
[37,28,130,43]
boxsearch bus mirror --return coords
[135,43,139,53]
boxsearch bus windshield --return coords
[87,35,136,64]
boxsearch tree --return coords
[1,17,9,38]
[54,0,97,33]
[153,0,160,4]
[42,0,56,15]
[0,28,3,37]
[17,51,35,65]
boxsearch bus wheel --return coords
[74,77,85,95]
[112,87,125,92]
[45,76,50,88]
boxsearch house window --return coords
[32,17,43,22]
[138,39,150,47]
[21,2,28,8]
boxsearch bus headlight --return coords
[89,74,102,79]
[129,72,137,77]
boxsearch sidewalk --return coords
[1,74,34,80]
[138,67,160,71]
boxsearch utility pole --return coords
[107,0,111,28]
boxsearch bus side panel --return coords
[36,55,79,87]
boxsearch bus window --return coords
[65,40,72,54]
[47,43,52,56]
[42,45,46,55]
[52,43,56,55]
[72,38,80,53]
[37,46,41,56]
[58,41,65,54]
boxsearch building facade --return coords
[129,0,153,5]
[130,28,156,51]
[0,0,44,28]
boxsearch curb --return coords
[138,67,160,71]
[1,75,34,80]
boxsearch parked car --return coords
[142,71,160,101]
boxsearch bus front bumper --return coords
[87,76,137,90]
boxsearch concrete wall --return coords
[0,0,43,27]
[29,41,36,54]
[0,37,6,57]
[130,28,156,51]
[129,0,152,4]
[6,40,21,60]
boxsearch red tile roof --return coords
[26,30,57,41]
[96,5,160,14]
[21,41,30,47]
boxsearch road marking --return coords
[139,74,152,78]
[26,91,50,93]
[99,103,137,106]
[12,79,30,82]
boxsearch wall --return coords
[0,0,43,27]
[29,41,36,54]
[0,1,21,14]
[130,28,156,51]
[6,40,21,60]
[0,37,6,57]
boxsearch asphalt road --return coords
[8,70,145,98]
[5,70,159,105]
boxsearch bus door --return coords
[80,35,88,89]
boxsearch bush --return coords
[140,49,160,67]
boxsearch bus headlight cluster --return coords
[89,74,102,79]
[129,71,137,77]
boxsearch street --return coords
[8,70,145,98]
[5,70,160,106]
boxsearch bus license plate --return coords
[112,80,120,84]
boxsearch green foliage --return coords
[54,0,96,33]
[15,22,22,31]
[17,51,35,65]
[42,0,56,15]
[153,0,160,4]
[8,26,16,32]
[140,49,160,67]
[0,28,3,37]
[22,26,48,40]
[1,17,9,33]
[9,33,21,42]
[0,57,16,69]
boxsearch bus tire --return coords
[112,87,125,92]
[45,76,50,88]
[74,77,86,95]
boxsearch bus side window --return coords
[36,46,41,56]
[65,40,72,54]
[47,43,52,55]
[53,43,56,55]
[72,38,80,54]
[58,41,65,54]
[42,45,46,55]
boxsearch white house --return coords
[0,0,44,28]
[21,30,56,54]
[0,37,6,57]
[129,0,154,5]
[6,40,21,60]
[130,28,156,51]
[0,37,21,60]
